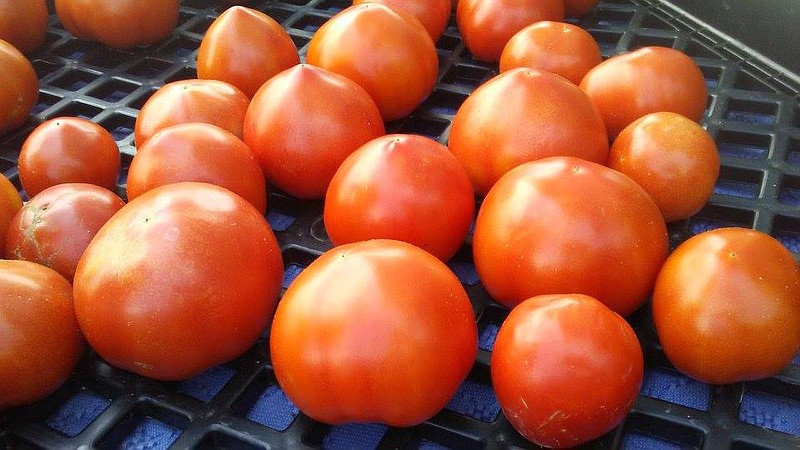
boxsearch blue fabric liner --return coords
[266,210,296,232]
[724,110,776,126]
[447,260,481,285]
[640,368,713,411]
[417,439,449,450]
[739,390,800,436]
[717,142,768,159]
[445,380,501,422]
[621,432,685,450]
[478,322,499,352]
[322,422,388,450]
[778,186,800,206]
[713,180,760,199]
[46,391,112,437]
[282,263,305,289]
[118,417,181,450]
[178,365,236,402]
[245,385,299,432]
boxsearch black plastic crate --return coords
[1,0,799,449]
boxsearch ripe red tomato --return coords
[499,21,601,85]
[73,182,284,381]
[0,260,84,411]
[5,183,125,281]
[0,0,48,54]
[653,227,800,385]
[54,0,179,49]
[243,64,384,199]
[18,117,120,197]
[580,46,708,139]
[473,156,668,316]
[135,79,250,146]
[564,0,599,17]
[127,123,267,214]
[352,0,452,42]
[0,172,23,254]
[608,112,720,222]
[306,3,439,121]
[271,239,477,426]
[0,39,38,135]
[197,6,299,98]
[492,294,643,448]
[324,134,474,261]
[456,0,564,62]
[448,68,608,196]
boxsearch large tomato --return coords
[653,227,800,385]
[580,46,708,139]
[243,64,384,199]
[456,0,564,62]
[0,0,48,54]
[324,134,474,262]
[351,0,452,42]
[73,182,284,381]
[270,239,477,426]
[5,183,125,281]
[306,3,439,121]
[197,6,299,98]
[0,172,23,254]
[18,117,120,197]
[492,294,643,448]
[0,260,84,411]
[54,0,179,49]
[448,68,608,196]
[0,39,38,136]
[473,156,668,316]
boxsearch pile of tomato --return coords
[1,0,799,448]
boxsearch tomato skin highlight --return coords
[352,0,452,42]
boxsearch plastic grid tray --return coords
[1,0,799,448]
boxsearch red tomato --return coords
[135,79,250,146]
[448,68,608,196]
[73,182,284,381]
[473,156,668,316]
[608,112,720,222]
[499,21,602,85]
[271,239,477,426]
[0,260,84,411]
[18,117,120,197]
[580,46,708,139]
[352,0,452,42]
[564,0,599,17]
[0,0,48,54]
[54,0,179,49]
[653,227,800,385]
[0,39,38,135]
[243,64,384,199]
[306,3,439,121]
[324,134,474,261]
[6,183,124,281]
[197,6,299,98]
[492,294,643,448]
[127,123,267,214]
[456,0,564,62]
[0,172,23,254]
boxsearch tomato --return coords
[653,227,800,385]
[306,3,438,121]
[54,0,179,49]
[448,68,608,196]
[456,0,564,63]
[473,156,668,316]
[0,0,48,54]
[499,21,601,85]
[608,112,720,222]
[0,260,84,411]
[0,39,38,136]
[134,79,250,146]
[127,123,267,214]
[324,134,474,261]
[197,6,299,98]
[271,239,477,426]
[580,46,708,139]
[18,117,120,197]
[5,183,124,281]
[352,0,452,42]
[73,182,284,381]
[0,172,23,254]
[243,64,384,199]
[492,294,643,448]
[564,0,599,17]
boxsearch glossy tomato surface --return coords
[0,0,48,54]
[473,156,668,316]
[0,260,84,411]
[0,39,38,136]
[243,64,384,199]
[0,172,22,254]
[306,3,439,121]
[324,134,474,261]
[448,68,608,196]
[653,227,800,385]
[352,0,452,42]
[270,239,477,427]
[492,294,643,448]
[73,182,284,380]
